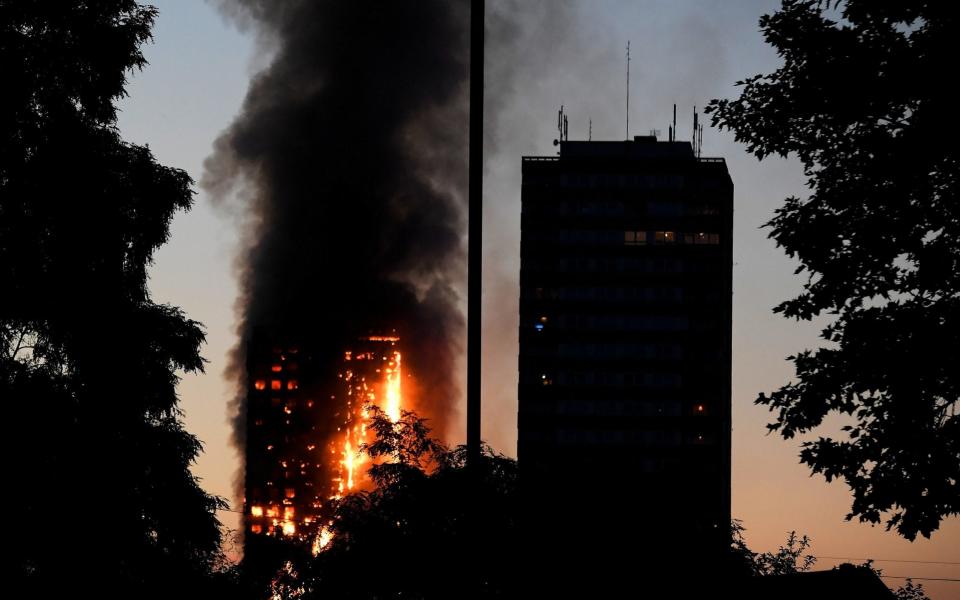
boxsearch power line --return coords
[878,576,960,582]
[815,555,960,566]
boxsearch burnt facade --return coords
[244,344,325,542]
[518,137,733,560]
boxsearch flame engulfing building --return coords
[518,135,733,574]
[244,335,404,547]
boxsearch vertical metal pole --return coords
[467,0,484,468]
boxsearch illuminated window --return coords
[654,231,676,244]
[251,505,264,517]
[254,380,267,391]
[271,380,282,390]
[251,524,262,534]
[271,364,282,373]
[695,404,706,414]
[284,506,295,518]
[287,380,299,391]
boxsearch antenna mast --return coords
[625,41,630,139]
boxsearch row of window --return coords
[527,370,683,388]
[529,285,684,302]
[524,428,716,447]
[524,229,721,246]
[253,379,300,391]
[526,199,721,217]
[524,172,686,190]
[555,342,684,360]
[525,256,724,274]
[554,314,690,332]
[530,398,712,417]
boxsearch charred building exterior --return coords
[518,136,733,563]
[244,343,325,542]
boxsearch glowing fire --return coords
[332,336,403,498]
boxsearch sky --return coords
[116,1,959,596]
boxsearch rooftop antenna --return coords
[589,117,592,141]
[672,103,677,142]
[625,41,631,139]
[554,105,566,151]
[563,113,569,141]
[693,106,698,157]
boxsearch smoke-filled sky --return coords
[117,1,959,596]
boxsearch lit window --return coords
[271,364,282,372]
[251,505,264,517]
[287,380,299,391]
[271,380,282,390]
[254,380,267,391]
[695,404,706,413]
[251,524,262,534]
[654,230,675,243]
[284,506,295,518]
[282,521,296,536]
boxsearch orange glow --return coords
[251,524,263,534]
[384,352,402,423]
[251,505,264,517]
[271,380,282,390]
[287,380,299,391]
[255,380,267,390]
[329,337,405,497]
[271,364,282,372]
[266,506,279,518]
[312,526,334,555]
[284,506,295,520]
[696,404,705,413]
[282,521,296,536]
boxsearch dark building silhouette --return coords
[518,135,733,572]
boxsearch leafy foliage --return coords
[292,407,519,599]
[708,0,960,540]
[1,1,226,594]
[731,521,816,576]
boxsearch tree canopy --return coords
[1,1,226,594]
[707,0,959,540]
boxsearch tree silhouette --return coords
[1,2,226,595]
[291,406,519,599]
[708,1,960,540]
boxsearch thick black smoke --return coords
[203,1,469,495]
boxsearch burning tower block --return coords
[245,344,324,541]
[244,334,404,548]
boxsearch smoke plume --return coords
[203,0,469,497]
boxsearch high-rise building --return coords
[244,334,403,552]
[518,135,733,565]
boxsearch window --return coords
[271,380,282,390]
[271,364,282,372]
[287,380,299,391]
[624,230,647,246]
[654,230,676,243]
[254,380,266,391]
